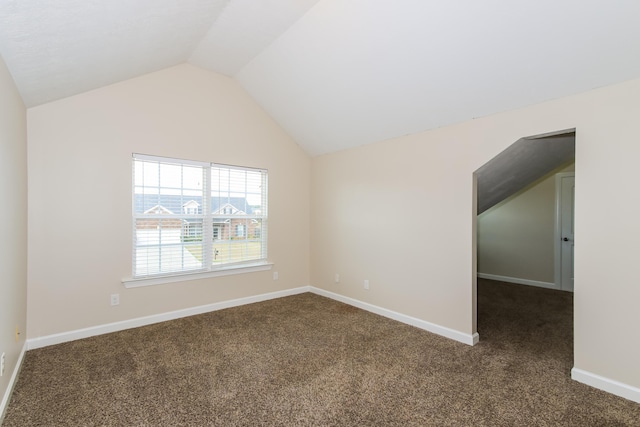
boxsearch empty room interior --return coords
[1,1,640,425]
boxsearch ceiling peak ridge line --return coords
[189,0,323,77]
[232,0,323,78]
[187,0,233,58]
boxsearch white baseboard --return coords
[26,284,479,351]
[27,286,310,350]
[477,273,559,290]
[0,342,27,423]
[572,368,640,404]
[309,287,479,346]
[19,286,640,406]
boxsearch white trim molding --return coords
[477,273,559,291]
[572,368,640,403]
[122,262,273,288]
[27,287,309,350]
[0,342,27,423]
[310,287,479,346]
[27,285,479,351]
[554,172,575,291]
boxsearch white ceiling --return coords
[1,1,640,156]
[0,0,320,107]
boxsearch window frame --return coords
[123,154,271,288]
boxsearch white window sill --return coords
[122,262,273,288]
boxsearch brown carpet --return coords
[3,280,639,426]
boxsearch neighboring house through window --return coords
[132,154,268,279]
[183,200,199,215]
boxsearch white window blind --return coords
[132,154,268,279]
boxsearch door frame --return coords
[554,172,575,291]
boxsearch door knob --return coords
[563,237,569,241]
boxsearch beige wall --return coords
[477,163,575,286]
[27,64,310,338]
[311,78,640,390]
[0,54,28,414]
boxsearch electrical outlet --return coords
[273,271,279,280]
[1,352,5,376]
[364,279,370,290]
[335,273,340,283]
[110,293,120,306]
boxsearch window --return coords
[132,154,268,279]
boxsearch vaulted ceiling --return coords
[1,1,640,156]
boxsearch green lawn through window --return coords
[185,241,262,265]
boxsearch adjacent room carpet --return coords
[3,280,639,426]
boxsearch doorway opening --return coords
[473,129,576,356]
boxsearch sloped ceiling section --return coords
[237,0,640,155]
[1,1,640,156]
[476,132,576,215]
[0,0,319,107]
[0,0,229,107]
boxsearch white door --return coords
[557,174,575,292]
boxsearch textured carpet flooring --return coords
[3,280,640,426]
